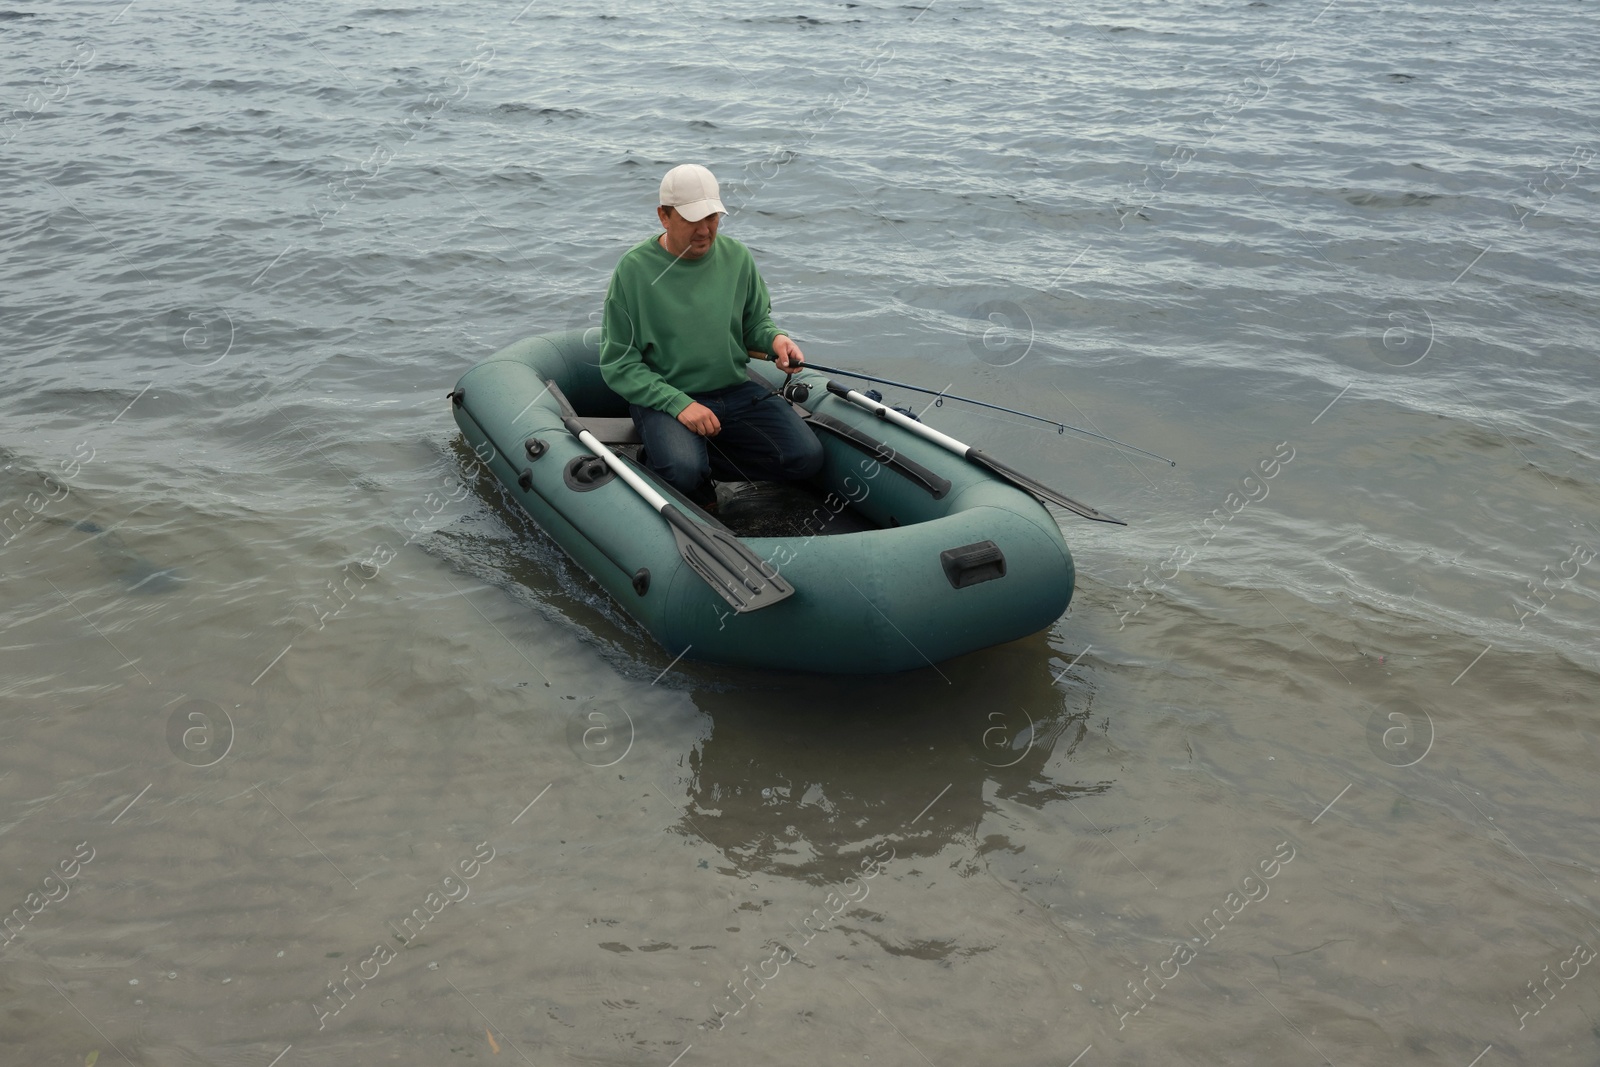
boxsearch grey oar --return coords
[546,382,794,613]
[823,380,1127,526]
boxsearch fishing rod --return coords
[794,361,1177,467]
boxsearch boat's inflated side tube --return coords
[453,331,1075,674]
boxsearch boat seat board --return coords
[581,417,642,445]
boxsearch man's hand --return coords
[772,334,805,373]
[677,401,721,437]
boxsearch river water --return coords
[4,0,1598,1063]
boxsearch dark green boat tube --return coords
[451,331,1075,674]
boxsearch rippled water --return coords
[4,0,1598,1063]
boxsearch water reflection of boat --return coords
[677,634,1110,882]
[47,517,187,594]
[449,330,1077,673]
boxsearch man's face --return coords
[658,205,720,259]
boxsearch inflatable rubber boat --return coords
[449,330,1117,674]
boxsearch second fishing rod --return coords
[759,355,1177,467]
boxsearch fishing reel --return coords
[779,376,810,404]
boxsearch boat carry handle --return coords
[939,540,1007,589]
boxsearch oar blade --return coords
[967,450,1127,525]
[664,507,795,612]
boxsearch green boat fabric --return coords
[451,330,1075,674]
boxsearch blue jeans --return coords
[630,380,824,499]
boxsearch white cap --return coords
[659,164,726,222]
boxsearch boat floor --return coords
[713,479,878,539]
[611,444,875,540]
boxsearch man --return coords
[600,163,824,508]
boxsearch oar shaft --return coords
[831,383,967,454]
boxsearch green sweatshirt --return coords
[600,233,784,416]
